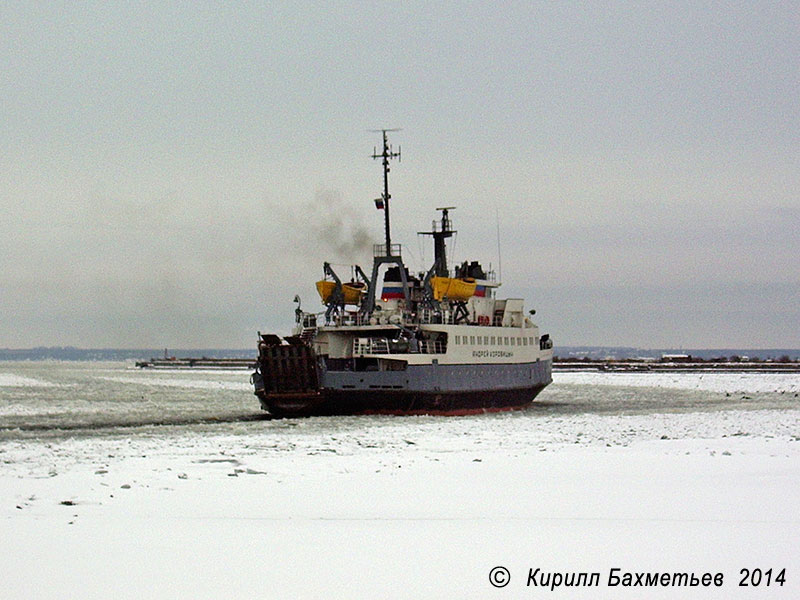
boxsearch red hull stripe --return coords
[358,405,525,417]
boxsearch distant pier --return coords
[135,357,256,369]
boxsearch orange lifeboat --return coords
[316,280,366,305]
[430,277,477,301]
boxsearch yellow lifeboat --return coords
[431,277,476,301]
[316,280,366,305]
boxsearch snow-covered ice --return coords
[1,362,799,598]
[0,373,58,388]
[96,374,251,391]
[556,370,800,394]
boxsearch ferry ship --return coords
[252,131,553,416]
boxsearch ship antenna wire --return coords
[495,204,502,282]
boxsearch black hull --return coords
[256,384,548,417]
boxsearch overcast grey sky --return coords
[2,2,798,349]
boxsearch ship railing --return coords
[373,243,402,258]
[338,312,369,327]
[417,340,447,354]
[334,310,415,328]
[353,338,390,355]
[444,268,497,283]
[415,310,512,328]
[418,310,456,325]
[353,337,447,355]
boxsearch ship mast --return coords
[419,207,456,277]
[362,129,409,316]
[371,129,401,255]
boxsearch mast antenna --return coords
[495,204,502,283]
[370,128,401,256]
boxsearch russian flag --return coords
[474,285,487,297]
[381,286,404,300]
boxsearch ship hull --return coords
[254,359,553,417]
[257,384,549,417]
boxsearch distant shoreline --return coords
[2,346,799,362]
[0,348,257,362]
[554,358,800,373]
